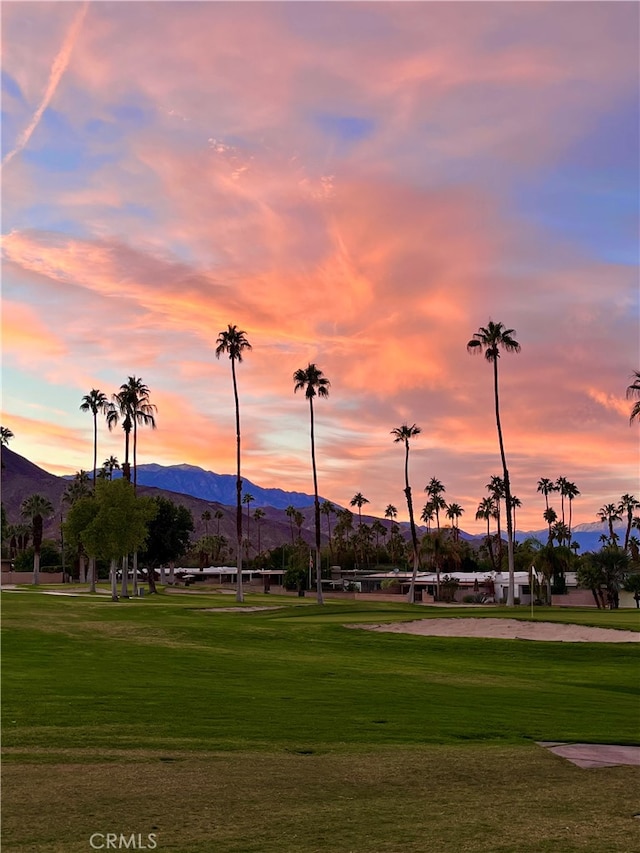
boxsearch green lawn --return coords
[2,591,639,852]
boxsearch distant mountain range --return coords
[6,448,625,554]
[107,463,320,510]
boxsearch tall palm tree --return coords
[20,494,54,585]
[103,455,120,480]
[201,509,212,536]
[468,320,521,605]
[543,507,558,544]
[486,475,505,567]
[285,504,296,546]
[107,378,156,487]
[626,371,640,424]
[385,505,398,523]
[321,500,336,562]
[80,389,109,489]
[214,509,224,535]
[508,495,521,536]
[597,503,623,546]
[425,478,446,529]
[619,494,640,552]
[564,481,579,539]
[420,502,435,533]
[0,426,14,445]
[555,477,570,527]
[294,363,330,605]
[216,325,252,603]
[243,493,255,551]
[253,507,265,555]
[476,496,497,570]
[391,423,422,603]
[350,493,369,526]
[537,478,557,519]
[446,503,464,540]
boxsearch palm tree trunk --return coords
[493,358,515,606]
[33,548,40,586]
[79,553,86,584]
[132,552,139,596]
[403,442,420,604]
[309,397,324,605]
[120,555,129,598]
[231,358,244,603]
[92,411,98,490]
[110,559,118,601]
[88,556,96,593]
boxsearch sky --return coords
[1,1,638,534]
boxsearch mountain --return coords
[90,462,319,510]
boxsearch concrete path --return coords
[538,741,640,768]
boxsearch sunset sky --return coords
[2,1,638,534]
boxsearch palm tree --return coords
[446,503,464,540]
[385,505,398,523]
[536,478,557,514]
[201,509,212,536]
[63,471,93,505]
[285,504,297,546]
[619,494,640,552]
[543,507,558,544]
[425,478,446,529]
[80,389,109,489]
[420,502,435,533]
[597,503,623,545]
[216,324,252,603]
[20,494,54,585]
[564,481,579,539]
[468,320,521,605]
[103,455,120,480]
[214,509,224,535]
[508,495,521,536]
[626,370,640,424]
[391,424,422,603]
[253,507,265,555]
[321,500,336,562]
[555,477,570,527]
[0,426,14,445]
[350,493,369,526]
[476,496,497,571]
[294,363,330,605]
[243,493,255,551]
[107,379,156,487]
[486,476,505,567]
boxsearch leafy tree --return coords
[350,492,369,526]
[81,480,157,600]
[293,362,330,605]
[468,320,521,606]
[14,542,61,574]
[139,497,194,592]
[20,494,54,584]
[626,370,640,424]
[63,496,99,590]
[80,389,109,489]
[216,324,252,602]
[391,423,422,603]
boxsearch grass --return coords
[2,591,639,852]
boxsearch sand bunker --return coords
[350,617,640,643]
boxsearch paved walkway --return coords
[538,742,640,768]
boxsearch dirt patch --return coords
[348,618,640,643]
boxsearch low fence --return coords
[1,572,65,585]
